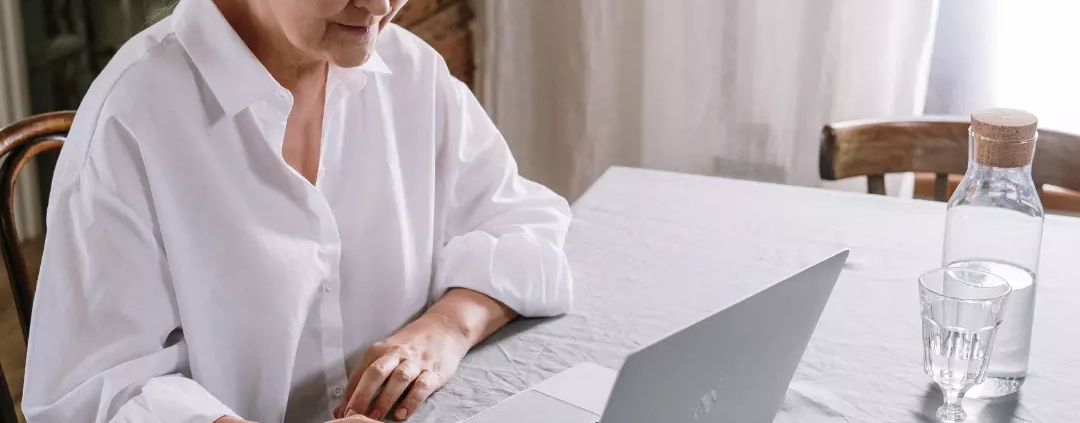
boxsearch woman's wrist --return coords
[425,288,517,347]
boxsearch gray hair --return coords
[148,0,181,25]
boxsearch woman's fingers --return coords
[344,355,402,417]
[328,415,382,423]
[339,349,382,417]
[368,360,421,420]
[394,370,442,421]
[337,370,363,418]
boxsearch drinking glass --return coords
[920,267,1011,422]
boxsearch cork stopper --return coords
[970,108,1038,168]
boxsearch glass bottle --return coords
[942,108,1044,398]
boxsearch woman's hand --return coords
[214,417,251,423]
[214,415,379,423]
[335,312,469,421]
[335,289,517,421]
[328,416,383,423]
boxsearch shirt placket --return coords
[258,90,351,414]
[315,207,348,410]
[315,83,353,413]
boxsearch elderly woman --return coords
[20,0,573,422]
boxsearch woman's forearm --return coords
[425,288,517,347]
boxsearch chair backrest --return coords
[819,117,1080,200]
[0,111,72,343]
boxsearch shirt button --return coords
[323,284,331,292]
[332,386,344,397]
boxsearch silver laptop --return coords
[465,250,848,423]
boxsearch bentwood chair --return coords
[819,118,1080,212]
[0,111,74,423]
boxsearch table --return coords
[411,167,1080,423]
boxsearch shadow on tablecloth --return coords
[913,383,1021,423]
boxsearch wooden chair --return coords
[819,118,1080,208]
[0,111,73,423]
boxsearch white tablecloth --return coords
[410,167,1080,422]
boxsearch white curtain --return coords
[0,0,30,127]
[926,0,1080,134]
[477,0,939,199]
[0,0,44,241]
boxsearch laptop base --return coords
[463,363,617,423]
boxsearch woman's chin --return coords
[327,49,375,69]
[321,31,379,68]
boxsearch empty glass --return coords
[920,267,1011,422]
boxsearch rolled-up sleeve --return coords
[430,66,573,317]
[22,118,235,423]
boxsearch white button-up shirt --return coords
[21,0,573,422]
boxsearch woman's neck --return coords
[213,0,326,92]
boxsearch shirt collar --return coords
[172,0,393,117]
[329,52,392,94]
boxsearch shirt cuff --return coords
[434,230,573,317]
[111,375,237,423]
